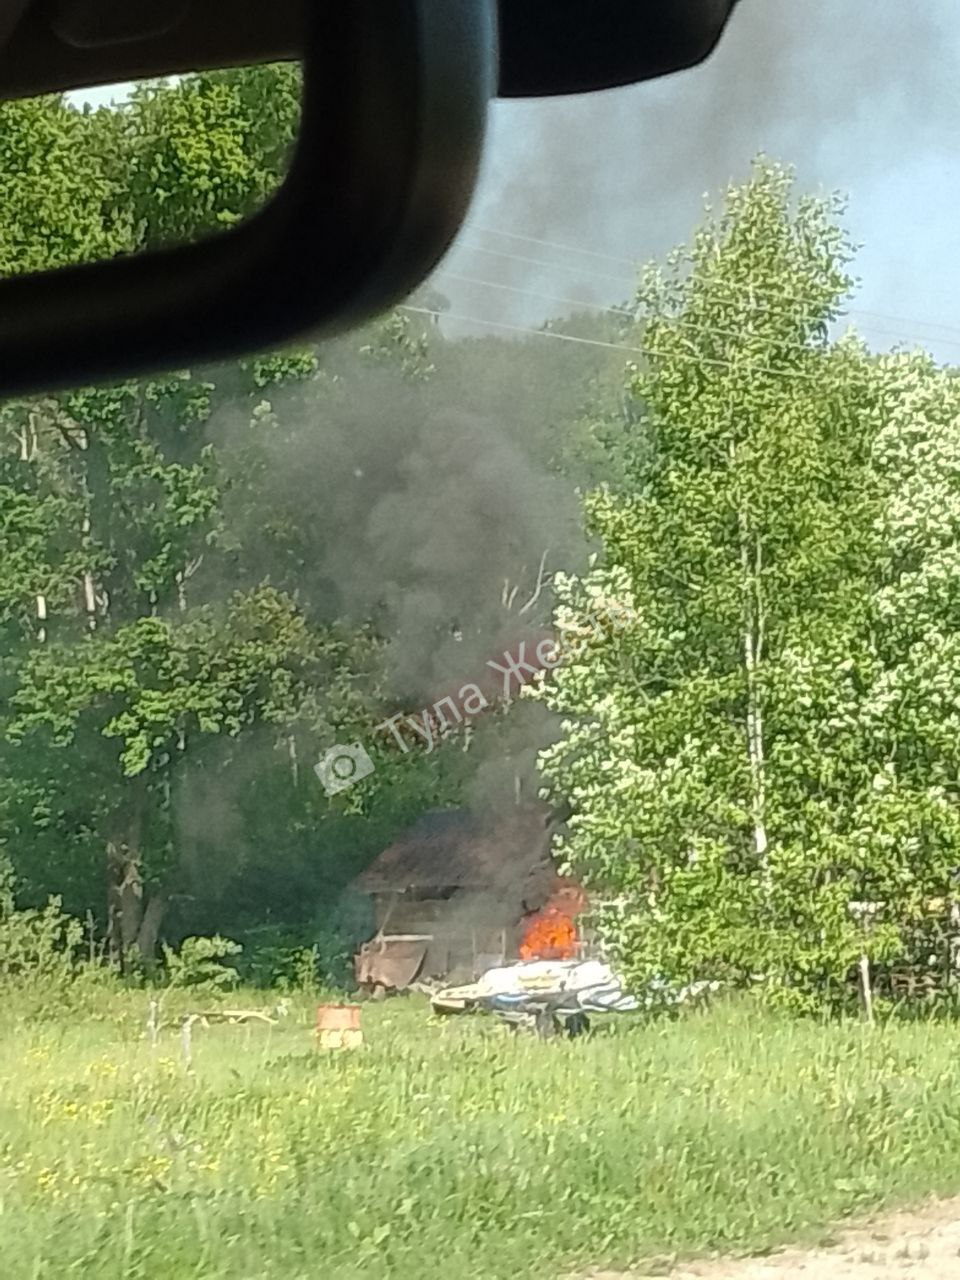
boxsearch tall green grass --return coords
[2,992,960,1278]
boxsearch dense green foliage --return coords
[9,56,960,1280]
[537,161,960,1013]
[5,68,960,1020]
[0,67,612,976]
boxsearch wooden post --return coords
[181,1016,195,1068]
[858,953,874,1025]
[147,999,159,1050]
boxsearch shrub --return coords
[310,890,375,989]
[235,894,373,992]
[162,934,242,993]
[233,924,310,988]
[0,860,87,1016]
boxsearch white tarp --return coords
[431,959,719,1015]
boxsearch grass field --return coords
[4,991,960,1279]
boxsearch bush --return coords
[0,895,85,988]
[233,924,310,989]
[236,928,341,993]
[162,935,242,993]
[234,894,374,992]
[311,928,353,990]
[310,890,375,989]
[0,861,88,1016]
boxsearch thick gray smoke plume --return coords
[340,403,582,699]
[202,0,960,842]
[213,359,592,710]
[218,0,960,714]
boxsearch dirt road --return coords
[588,1198,960,1279]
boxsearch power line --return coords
[439,266,960,361]
[466,222,640,269]
[402,306,642,354]
[457,225,960,345]
[845,309,960,341]
[451,240,850,331]
[453,242,635,290]
[435,269,845,362]
[437,271,636,319]
[401,305,820,381]
[853,323,960,354]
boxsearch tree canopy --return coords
[535,161,960,1012]
[5,75,960,1013]
[0,65,611,977]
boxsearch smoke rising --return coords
[217,0,960,722]
[182,0,960,888]
[440,0,960,342]
[212,359,591,707]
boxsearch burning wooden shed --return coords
[351,806,587,992]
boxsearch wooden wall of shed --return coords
[369,890,521,980]
[372,894,453,934]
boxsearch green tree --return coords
[0,67,394,966]
[0,94,131,276]
[763,353,960,1008]
[0,61,637,975]
[123,63,301,251]
[535,160,889,1000]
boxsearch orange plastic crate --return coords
[315,1004,363,1049]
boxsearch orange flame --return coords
[518,878,587,961]
[519,908,578,960]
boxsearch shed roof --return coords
[353,807,550,894]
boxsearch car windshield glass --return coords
[4,5,960,1278]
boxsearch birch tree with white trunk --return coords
[534,160,883,995]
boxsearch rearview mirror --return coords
[0,0,495,395]
[497,0,740,97]
[0,0,740,395]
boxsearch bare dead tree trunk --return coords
[76,446,99,635]
[18,409,45,641]
[500,551,551,618]
[135,892,167,969]
[105,784,148,971]
[177,555,203,615]
[19,408,39,461]
[82,572,97,629]
[518,550,550,615]
[107,843,143,967]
